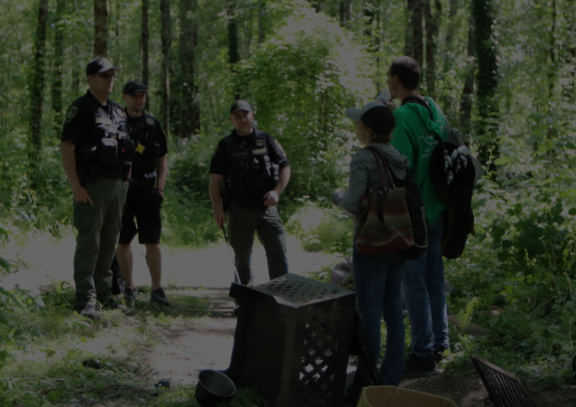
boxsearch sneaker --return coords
[103,298,130,314]
[433,345,450,364]
[151,287,170,306]
[75,303,101,321]
[403,353,437,377]
[124,285,138,302]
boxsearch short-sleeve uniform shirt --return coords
[125,112,168,179]
[210,128,290,202]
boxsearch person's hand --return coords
[331,190,345,205]
[213,207,226,228]
[263,191,279,207]
[72,185,93,205]
[385,100,398,111]
[157,189,165,200]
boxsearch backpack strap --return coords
[363,146,395,191]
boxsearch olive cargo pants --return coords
[228,201,289,286]
[73,178,127,308]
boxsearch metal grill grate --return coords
[257,277,345,305]
[470,354,538,407]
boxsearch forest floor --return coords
[1,232,575,406]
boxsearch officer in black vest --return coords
[115,80,169,306]
[209,100,291,287]
[61,57,133,320]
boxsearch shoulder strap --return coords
[363,146,395,192]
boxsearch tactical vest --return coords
[223,131,279,199]
[127,112,161,178]
[76,102,131,179]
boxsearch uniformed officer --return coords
[61,57,133,320]
[115,79,169,306]
[209,100,291,287]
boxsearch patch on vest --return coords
[65,106,78,123]
[255,139,264,147]
[146,118,154,126]
[252,148,266,155]
[275,140,286,157]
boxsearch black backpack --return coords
[403,96,478,259]
[365,146,429,260]
[429,135,476,259]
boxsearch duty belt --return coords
[97,168,124,179]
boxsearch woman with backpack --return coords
[331,102,409,404]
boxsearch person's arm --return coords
[209,173,225,228]
[156,155,168,198]
[263,165,291,207]
[331,152,368,216]
[61,141,93,205]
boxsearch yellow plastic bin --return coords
[357,386,459,407]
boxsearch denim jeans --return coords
[403,215,449,358]
[348,243,406,394]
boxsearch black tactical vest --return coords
[127,112,160,179]
[76,102,130,172]
[223,131,279,199]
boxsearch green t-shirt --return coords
[391,97,448,225]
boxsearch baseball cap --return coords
[346,101,395,136]
[230,100,252,114]
[86,57,121,76]
[123,79,147,96]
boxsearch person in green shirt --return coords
[387,56,449,377]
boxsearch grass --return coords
[0,285,227,406]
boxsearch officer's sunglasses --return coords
[97,71,117,80]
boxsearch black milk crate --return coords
[471,354,537,407]
[225,273,356,407]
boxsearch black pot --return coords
[195,370,236,407]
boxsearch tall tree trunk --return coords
[29,0,49,184]
[228,3,240,99]
[472,0,499,171]
[243,5,254,58]
[339,0,351,27]
[258,0,267,43]
[404,0,414,56]
[160,0,172,135]
[94,0,107,56]
[374,6,381,90]
[71,43,80,98]
[412,0,424,66]
[51,0,66,128]
[179,0,199,136]
[424,0,439,97]
[364,1,375,38]
[547,0,557,101]
[459,16,475,142]
[443,0,459,71]
[563,0,575,102]
[142,0,150,110]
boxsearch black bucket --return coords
[195,370,236,407]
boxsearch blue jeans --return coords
[403,215,449,358]
[348,243,405,393]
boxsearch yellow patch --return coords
[136,143,146,154]
[65,106,78,123]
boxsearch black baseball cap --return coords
[346,101,396,135]
[123,79,147,96]
[230,100,252,114]
[86,57,121,76]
